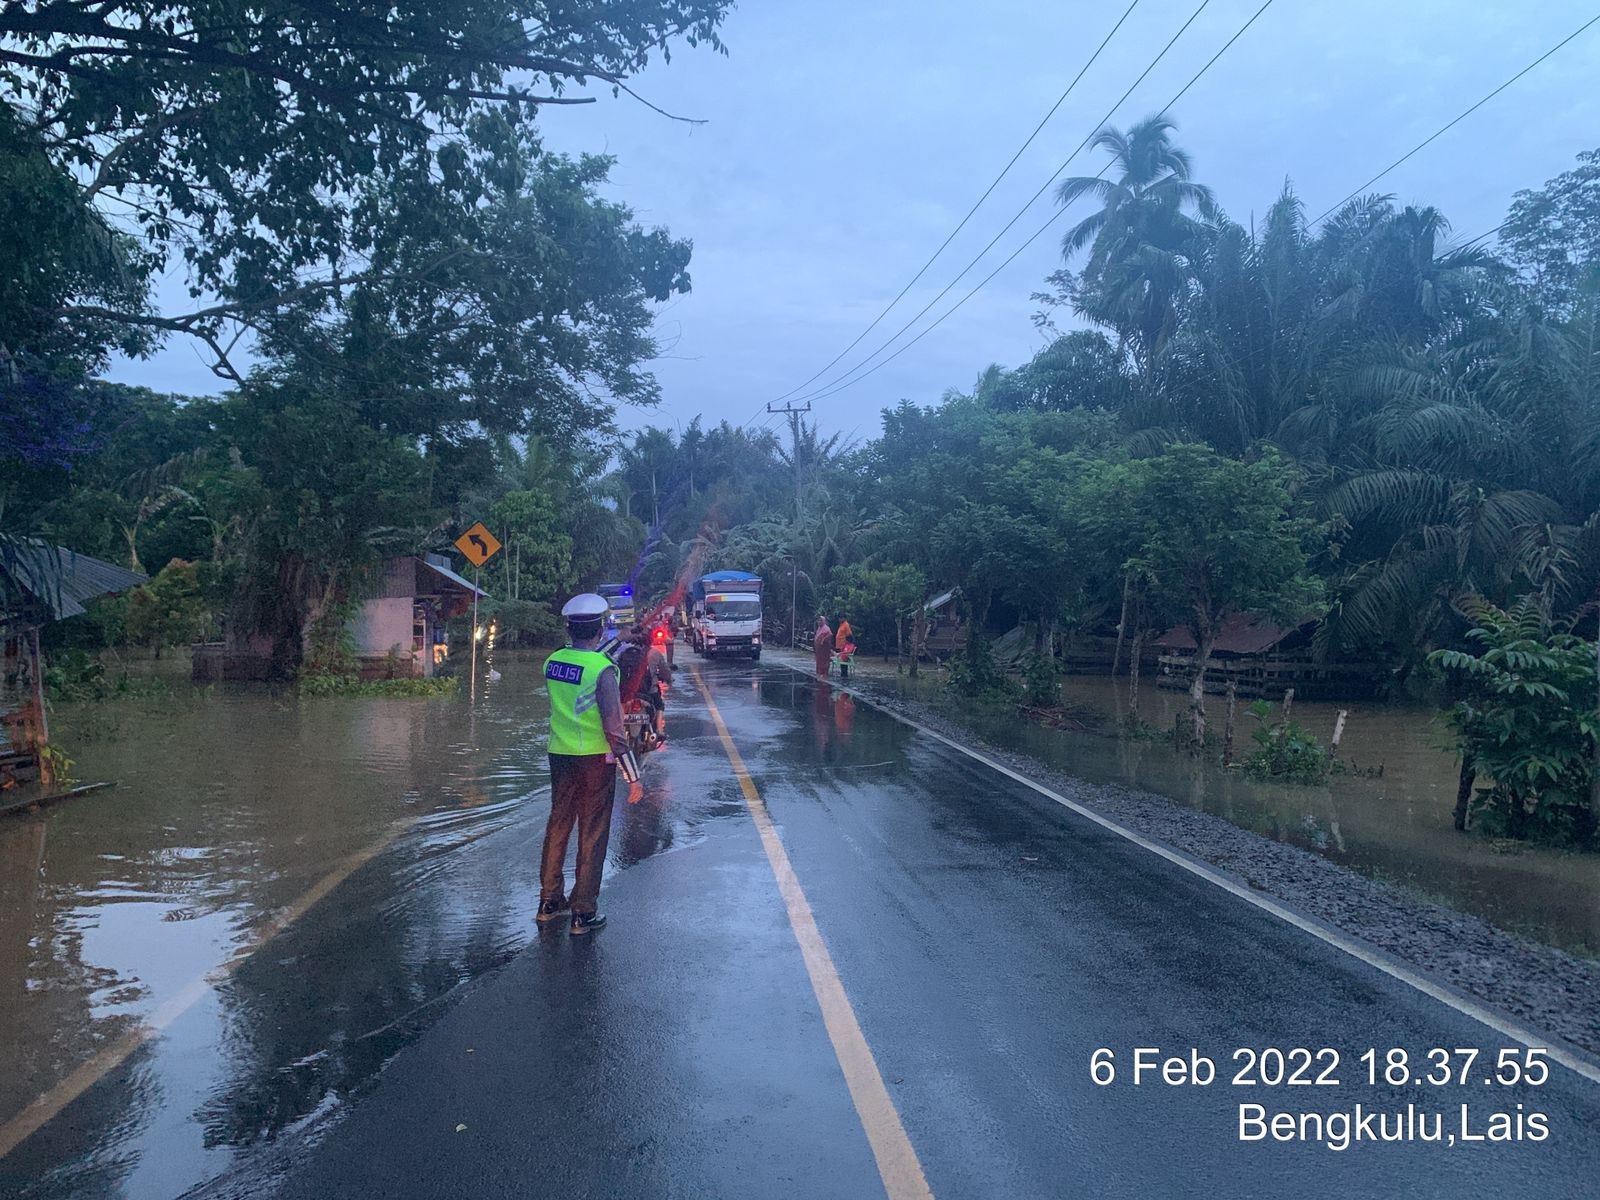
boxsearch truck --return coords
[595,582,636,629]
[690,571,763,660]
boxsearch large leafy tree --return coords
[1103,445,1325,748]
[1500,148,1600,312]
[0,1,731,372]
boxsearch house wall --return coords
[352,597,417,669]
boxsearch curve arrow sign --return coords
[453,522,502,566]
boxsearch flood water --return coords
[4,650,1600,1197]
[0,653,718,1200]
[860,658,1600,957]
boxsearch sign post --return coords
[453,522,502,699]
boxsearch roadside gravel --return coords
[773,652,1600,1063]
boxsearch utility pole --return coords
[470,565,480,701]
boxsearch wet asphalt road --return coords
[183,656,1600,1200]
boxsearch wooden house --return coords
[1154,612,1381,700]
[193,553,486,682]
[916,588,966,661]
[349,554,486,679]
[2,542,145,790]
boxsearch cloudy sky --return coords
[109,0,1600,439]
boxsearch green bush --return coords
[123,559,206,656]
[1243,699,1331,784]
[1430,597,1598,845]
[298,674,459,698]
[947,626,1016,700]
[1022,652,1062,707]
[43,649,172,702]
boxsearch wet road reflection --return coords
[0,655,740,1199]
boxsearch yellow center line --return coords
[0,820,406,1161]
[689,665,935,1200]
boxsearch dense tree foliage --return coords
[11,64,1600,845]
[0,0,728,373]
[3,4,732,671]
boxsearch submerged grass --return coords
[297,673,460,698]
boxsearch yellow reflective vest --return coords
[544,646,614,756]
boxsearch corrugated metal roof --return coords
[419,556,488,598]
[2,541,147,620]
[1155,612,1313,655]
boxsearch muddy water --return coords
[0,653,709,1200]
[860,662,1600,957]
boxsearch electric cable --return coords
[802,2,1594,406]
[777,0,1220,408]
[795,0,1276,406]
[1307,11,1600,226]
[765,0,1144,406]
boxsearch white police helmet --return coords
[561,593,610,623]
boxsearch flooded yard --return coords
[0,653,712,1199]
[858,659,1600,957]
[4,649,1599,1198]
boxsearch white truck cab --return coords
[691,573,763,660]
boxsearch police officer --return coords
[539,594,643,934]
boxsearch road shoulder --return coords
[774,652,1600,1064]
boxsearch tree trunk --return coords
[895,617,903,670]
[1111,573,1131,678]
[1222,678,1238,766]
[1453,764,1475,832]
[910,608,925,678]
[1591,618,1600,828]
[1127,629,1145,727]
[1188,636,1215,754]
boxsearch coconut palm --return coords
[1055,115,1218,376]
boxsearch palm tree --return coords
[1318,199,1495,345]
[1055,115,1217,377]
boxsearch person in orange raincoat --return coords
[834,616,855,680]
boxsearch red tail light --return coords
[653,628,667,644]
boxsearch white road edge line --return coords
[777,660,1600,1089]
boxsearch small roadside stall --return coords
[1,540,145,795]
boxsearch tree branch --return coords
[1,9,704,121]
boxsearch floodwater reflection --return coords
[0,654,723,1199]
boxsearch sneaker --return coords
[536,897,570,923]
[570,911,607,935]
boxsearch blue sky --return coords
[108,0,1600,440]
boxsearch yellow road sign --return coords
[453,521,502,567]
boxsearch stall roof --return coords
[2,541,147,621]
[1155,612,1313,655]
[420,553,489,598]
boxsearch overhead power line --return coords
[792,0,1276,409]
[799,2,1596,410]
[764,0,1144,409]
[771,0,1219,413]
[1308,11,1600,226]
